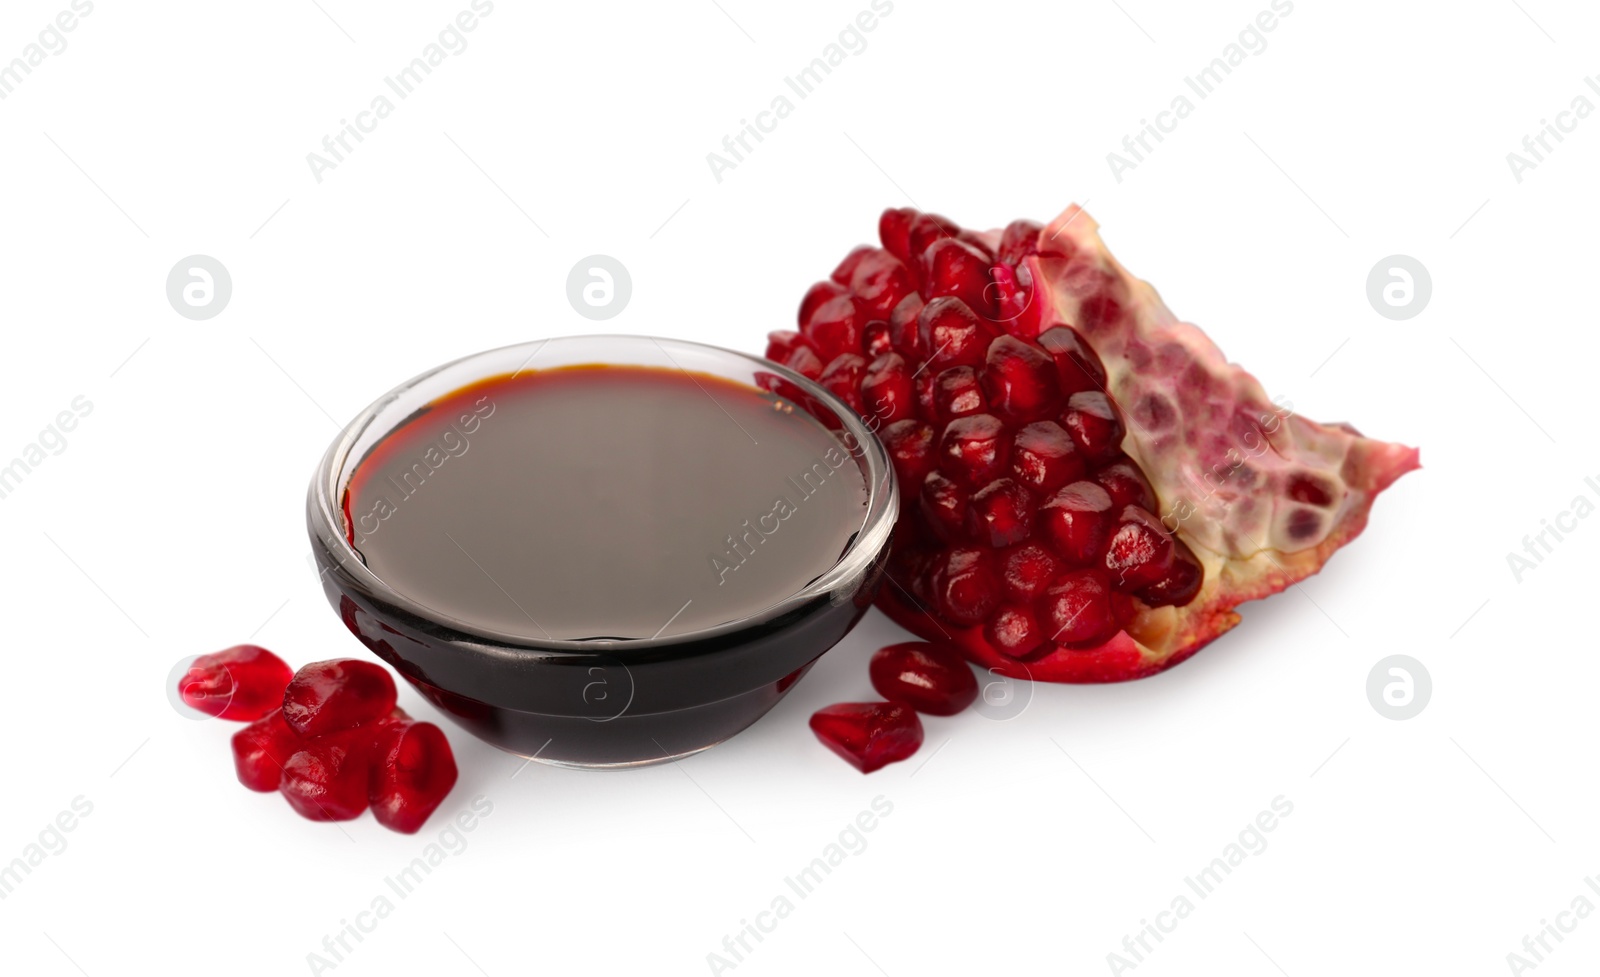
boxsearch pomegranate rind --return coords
[882,205,1418,682]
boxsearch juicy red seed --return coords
[914,370,937,419]
[1137,536,1204,608]
[956,230,996,263]
[864,320,893,358]
[281,659,398,738]
[1038,326,1107,395]
[985,605,1047,659]
[931,547,1000,626]
[990,262,1037,335]
[231,709,302,792]
[869,642,978,716]
[879,207,918,264]
[1011,420,1085,493]
[848,249,917,319]
[1104,506,1177,592]
[888,293,926,358]
[369,720,459,834]
[998,219,1045,266]
[1043,569,1120,648]
[279,725,376,821]
[1040,480,1115,565]
[802,295,866,362]
[967,478,1034,547]
[860,353,915,425]
[1096,459,1158,511]
[983,335,1061,422]
[919,471,969,543]
[921,238,996,317]
[882,419,936,494]
[819,354,867,415]
[809,701,924,774]
[832,245,875,285]
[907,212,959,260]
[933,366,987,423]
[783,344,824,380]
[1001,542,1062,604]
[799,280,849,328]
[1061,391,1126,464]
[938,413,1010,488]
[765,329,813,364]
[918,297,997,372]
[178,645,293,722]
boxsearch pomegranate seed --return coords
[1103,506,1176,592]
[985,605,1047,659]
[990,262,1039,336]
[1010,420,1086,493]
[799,280,848,327]
[765,330,812,364]
[869,642,978,715]
[848,249,917,319]
[1040,481,1115,565]
[282,659,398,738]
[231,709,302,792]
[832,245,874,285]
[1061,391,1126,464]
[783,344,824,380]
[931,547,1000,626]
[279,725,375,822]
[938,413,1010,488]
[919,471,970,543]
[882,419,936,491]
[917,297,997,372]
[907,212,959,259]
[369,721,459,834]
[860,353,915,425]
[803,295,866,362]
[983,336,1061,422]
[819,353,868,415]
[809,702,924,774]
[178,645,292,722]
[999,219,1045,265]
[1038,326,1107,395]
[1001,542,1062,603]
[921,238,996,317]
[956,230,996,262]
[932,366,987,423]
[967,478,1034,547]
[1043,569,1120,648]
[879,207,918,263]
[864,320,894,358]
[1137,536,1204,608]
[1096,459,1157,511]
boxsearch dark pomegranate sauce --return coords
[341,365,870,642]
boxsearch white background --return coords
[0,0,1594,974]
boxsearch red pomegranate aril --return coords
[803,295,866,362]
[869,642,978,715]
[1038,326,1108,395]
[819,353,868,415]
[765,330,811,364]
[178,645,293,722]
[369,721,459,834]
[1001,542,1062,604]
[832,245,874,285]
[879,207,918,264]
[938,413,1010,488]
[882,419,936,491]
[999,219,1045,266]
[983,335,1061,422]
[931,547,1000,626]
[914,369,938,419]
[281,659,398,738]
[864,320,894,358]
[967,478,1034,547]
[933,366,987,422]
[799,280,849,327]
[231,709,302,792]
[985,605,1047,659]
[1010,420,1085,493]
[1096,459,1158,511]
[907,212,959,260]
[1043,569,1120,648]
[280,725,375,822]
[888,293,926,359]
[956,230,996,262]
[1061,391,1126,464]
[920,471,970,543]
[1104,505,1177,592]
[849,249,917,319]
[918,297,996,372]
[1137,536,1204,608]
[1041,480,1115,566]
[809,701,924,774]
[860,353,915,425]
[921,237,997,317]
[990,262,1039,336]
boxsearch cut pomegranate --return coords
[788,204,1419,682]
[178,645,292,721]
[369,720,459,834]
[279,725,375,822]
[231,708,302,792]
[281,659,398,738]
[869,642,978,715]
[809,702,924,773]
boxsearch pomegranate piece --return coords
[282,659,398,738]
[869,642,978,715]
[369,721,459,834]
[279,724,376,821]
[231,709,302,792]
[809,702,924,773]
[178,645,292,721]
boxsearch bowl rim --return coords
[306,334,897,660]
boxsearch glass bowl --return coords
[306,335,896,768]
